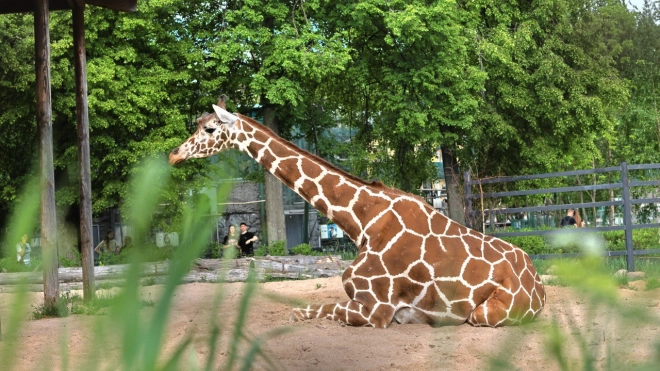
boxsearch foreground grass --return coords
[2,158,659,370]
[0,158,288,370]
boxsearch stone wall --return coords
[217,181,262,243]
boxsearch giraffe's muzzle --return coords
[168,147,185,165]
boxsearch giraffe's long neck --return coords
[230,115,370,243]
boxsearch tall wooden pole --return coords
[261,100,287,250]
[35,0,59,308]
[73,1,96,301]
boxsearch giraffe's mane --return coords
[237,113,420,200]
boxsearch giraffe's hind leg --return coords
[466,286,523,327]
[290,300,395,328]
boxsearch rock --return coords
[627,271,646,280]
[614,269,628,278]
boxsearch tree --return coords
[0,1,216,256]
[323,1,484,196]
[460,0,630,176]
[208,0,351,247]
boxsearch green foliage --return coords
[614,273,630,287]
[60,250,82,268]
[0,257,32,273]
[206,242,223,259]
[341,250,358,261]
[290,243,313,255]
[253,245,268,257]
[257,240,287,256]
[646,277,660,291]
[502,233,550,256]
[501,227,660,256]
[31,294,69,319]
[95,244,174,267]
[463,0,630,177]
[142,276,158,287]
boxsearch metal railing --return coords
[464,162,660,271]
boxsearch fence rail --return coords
[464,162,660,271]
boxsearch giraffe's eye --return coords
[204,127,216,134]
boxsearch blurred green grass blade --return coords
[142,178,227,370]
[0,288,29,371]
[1,175,40,256]
[204,285,228,371]
[203,323,222,371]
[546,320,569,371]
[225,270,258,371]
[59,326,69,371]
[239,327,292,371]
[122,156,171,237]
[159,336,193,371]
[0,169,39,367]
[113,156,172,369]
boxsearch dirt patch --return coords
[1,276,659,370]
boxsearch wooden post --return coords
[262,101,287,251]
[620,162,635,272]
[35,0,59,308]
[73,1,96,301]
[463,171,472,229]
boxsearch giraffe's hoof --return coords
[289,308,304,323]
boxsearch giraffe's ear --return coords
[212,104,238,125]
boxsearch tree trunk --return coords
[73,2,96,302]
[261,100,287,250]
[441,147,466,225]
[35,0,59,309]
[608,147,615,226]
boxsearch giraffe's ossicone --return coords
[170,104,546,329]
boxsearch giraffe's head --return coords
[169,104,239,165]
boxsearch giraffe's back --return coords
[343,196,546,326]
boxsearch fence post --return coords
[620,161,635,271]
[464,171,472,228]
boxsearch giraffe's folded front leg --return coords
[290,300,382,327]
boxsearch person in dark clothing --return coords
[560,209,577,228]
[238,222,258,257]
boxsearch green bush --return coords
[96,244,175,266]
[266,240,287,256]
[253,245,267,257]
[502,234,549,255]
[206,242,223,259]
[32,292,70,319]
[254,240,287,256]
[603,231,625,250]
[646,277,660,291]
[291,243,313,255]
[60,249,82,268]
[0,256,33,272]
[500,227,660,256]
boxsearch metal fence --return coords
[464,162,660,271]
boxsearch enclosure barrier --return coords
[464,162,660,271]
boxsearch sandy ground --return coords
[1,276,659,370]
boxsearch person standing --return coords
[573,209,585,228]
[16,234,31,266]
[94,230,119,255]
[222,224,240,258]
[237,222,258,257]
[560,209,577,228]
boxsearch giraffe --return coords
[169,103,546,329]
